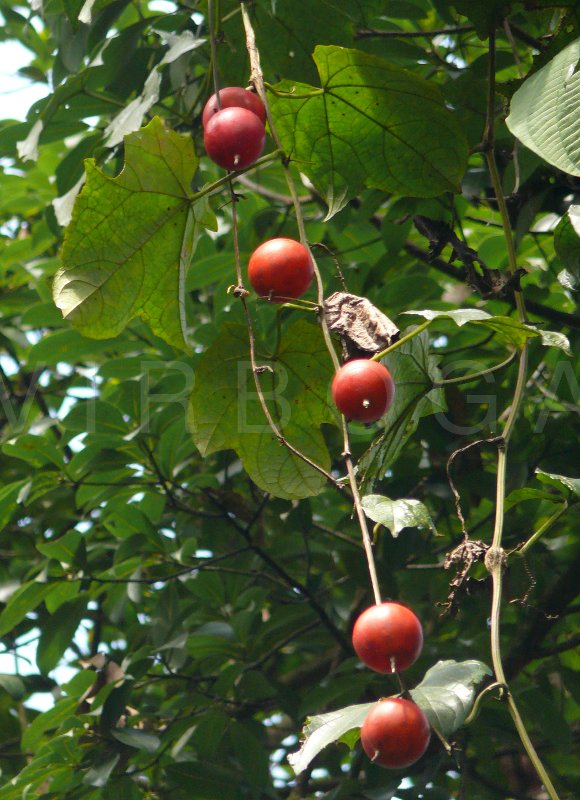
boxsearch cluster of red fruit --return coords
[203,88,423,770]
[203,87,395,425]
[353,602,431,769]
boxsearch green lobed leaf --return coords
[506,39,580,176]
[53,117,216,351]
[269,45,468,217]
[361,494,436,537]
[360,330,444,489]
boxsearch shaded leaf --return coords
[0,673,26,700]
[0,480,28,532]
[360,330,444,489]
[83,753,120,787]
[504,487,562,511]
[188,321,332,499]
[554,204,580,289]
[111,728,161,754]
[362,494,436,537]
[270,45,468,217]
[36,597,88,674]
[451,0,512,39]
[506,40,580,176]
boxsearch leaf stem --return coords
[371,320,431,361]
[434,349,516,387]
[516,502,568,556]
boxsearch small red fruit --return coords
[361,697,431,769]
[202,87,266,127]
[248,238,314,302]
[331,359,394,423]
[352,602,423,673]
[204,107,266,171]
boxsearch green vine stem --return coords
[371,319,431,361]
[240,2,382,605]
[434,349,517,387]
[482,28,560,800]
[516,501,568,556]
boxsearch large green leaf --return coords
[506,39,580,176]
[269,46,468,217]
[188,321,333,499]
[53,117,216,351]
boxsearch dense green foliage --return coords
[0,1,578,798]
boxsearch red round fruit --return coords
[202,87,266,128]
[248,238,314,302]
[203,107,266,171]
[331,359,394,423]
[352,602,423,673]
[361,697,431,769]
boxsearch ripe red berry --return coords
[352,602,423,673]
[202,87,266,128]
[248,238,314,302]
[331,359,394,423]
[203,107,266,171]
[360,697,431,769]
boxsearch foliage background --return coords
[0,1,578,798]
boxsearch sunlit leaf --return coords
[506,40,580,176]
[54,117,216,351]
[362,494,436,537]
[270,45,468,217]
